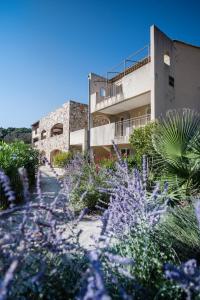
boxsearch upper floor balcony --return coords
[90,46,152,114]
[91,114,150,146]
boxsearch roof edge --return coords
[173,40,200,50]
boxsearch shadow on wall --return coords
[50,123,63,137]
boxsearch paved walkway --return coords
[36,166,101,249]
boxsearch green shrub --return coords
[70,159,109,211]
[8,252,87,300]
[0,141,39,207]
[99,157,116,170]
[157,204,200,261]
[109,225,181,299]
[129,121,158,167]
[53,151,72,168]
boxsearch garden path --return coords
[33,165,101,249]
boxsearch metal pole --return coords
[87,74,91,161]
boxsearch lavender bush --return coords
[0,165,87,299]
[66,145,176,299]
[0,145,200,299]
[64,153,109,211]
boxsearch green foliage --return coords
[70,160,109,211]
[129,122,157,166]
[152,109,200,195]
[110,225,180,299]
[8,252,87,300]
[98,157,116,170]
[0,127,31,144]
[157,205,200,261]
[0,141,39,206]
[53,151,72,167]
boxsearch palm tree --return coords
[152,109,200,195]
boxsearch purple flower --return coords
[99,156,168,238]
[195,200,200,229]
[164,259,200,300]
[79,250,111,300]
[0,260,18,300]
[0,169,15,205]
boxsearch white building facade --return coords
[88,25,200,158]
[32,25,200,160]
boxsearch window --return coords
[164,53,170,66]
[50,123,63,137]
[120,117,124,136]
[121,148,130,157]
[100,87,106,97]
[169,76,175,87]
[41,130,47,140]
[116,84,123,95]
[33,137,39,143]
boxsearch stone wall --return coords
[32,101,88,161]
[69,101,88,132]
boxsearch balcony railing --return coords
[114,114,151,143]
[90,115,151,146]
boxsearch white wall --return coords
[120,62,151,100]
[151,25,200,119]
[90,63,152,113]
[91,123,115,146]
[174,41,200,111]
[150,25,175,119]
[70,129,87,151]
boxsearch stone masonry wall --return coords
[32,101,88,161]
[35,102,70,161]
[69,101,88,132]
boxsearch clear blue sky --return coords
[0,0,200,128]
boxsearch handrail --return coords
[115,114,151,126]
[115,114,151,139]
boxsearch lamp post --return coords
[87,73,91,161]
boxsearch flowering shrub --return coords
[53,151,72,168]
[0,143,200,299]
[0,166,88,299]
[66,154,109,211]
[0,141,39,207]
[86,146,178,299]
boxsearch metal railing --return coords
[106,45,150,81]
[114,114,151,143]
[94,45,150,111]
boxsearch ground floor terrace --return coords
[34,128,87,163]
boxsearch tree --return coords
[0,127,32,144]
[152,109,200,195]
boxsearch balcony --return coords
[114,114,150,144]
[91,115,150,146]
[90,46,151,113]
[91,123,115,147]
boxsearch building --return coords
[32,100,88,162]
[32,25,200,161]
[88,25,200,158]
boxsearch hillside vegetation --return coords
[0,127,32,144]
